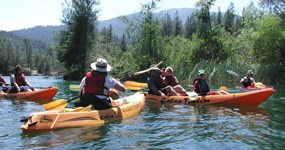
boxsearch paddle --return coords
[133,61,163,76]
[226,69,241,77]
[43,96,79,111]
[69,84,80,91]
[124,81,148,91]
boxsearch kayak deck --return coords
[20,93,145,132]
[145,88,275,105]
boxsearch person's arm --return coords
[147,77,162,95]
[240,77,247,84]
[23,75,32,87]
[193,80,199,92]
[114,81,125,92]
[79,77,86,95]
[0,76,6,83]
[10,74,20,92]
[107,76,125,92]
[174,76,179,86]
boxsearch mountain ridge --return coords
[7,8,196,43]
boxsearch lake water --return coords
[0,76,284,150]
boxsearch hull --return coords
[21,93,145,132]
[0,87,58,100]
[145,88,275,105]
[219,88,275,105]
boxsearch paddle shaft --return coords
[67,96,80,102]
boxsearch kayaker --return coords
[147,67,178,98]
[0,75,8,93]
[9,65,36,93]
[163,66,187,95]
[193,69,210,96]
[76,58,126,110]
[240,70,255,88]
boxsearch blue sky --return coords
[0,0,258,31]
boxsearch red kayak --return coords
[0,86,58,100]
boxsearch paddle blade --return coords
[219,86,228,91]
[43,99,67,111]
[226,69,240,77]
[69,84,80,91]
[133,61,163,76]
[124,81,148,91]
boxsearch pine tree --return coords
[57,0,99,79]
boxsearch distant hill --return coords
[0,30,49,52]
[7,8,196,44]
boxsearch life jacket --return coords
[84,71,107,95]
[152,75,165,89]
[163,75,177,87]
[243,77,253,88]
[13,74,26,86]
[193,78,209,94]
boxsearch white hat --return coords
[90,58,112,72]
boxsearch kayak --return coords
[217,88,275,105]
[145,91,231,105]
[20,93,145,132]
[145,88,275,105]
[0,86,58,100]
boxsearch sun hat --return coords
[90,58,111,72]
[198,69,205,75]
[165,67,173,72]
[247,70,253,75]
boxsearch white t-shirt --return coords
[79,75,118,99]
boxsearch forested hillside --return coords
[1,0,284,86]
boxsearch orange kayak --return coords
[20,93,145,132]
[145,88,275,105]
[0,86,58,100]
[145,91,230,105]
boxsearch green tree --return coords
[223,2,235,33]
[215,7,223,27]
[173,11,183,36]
[260,0,285,24]
[120,33,127,52]
[161,13,173,36]
[57,0,99,79]
[184,13,197,39]
[195,0,214,38]
[252,15,285,84]
[23,38,32,73]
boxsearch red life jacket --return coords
[13,74,26,86]
[163,75,177,87]
[84,71,106,95]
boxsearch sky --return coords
[0,0,259,31]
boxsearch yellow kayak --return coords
[21,93,145,132]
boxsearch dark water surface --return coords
[0,76,284,150]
